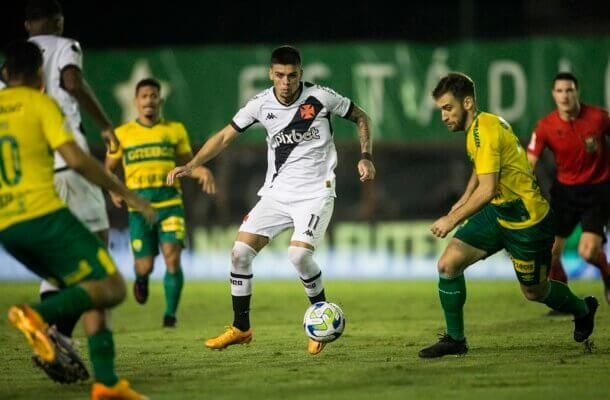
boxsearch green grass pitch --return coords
[0,280,608,399]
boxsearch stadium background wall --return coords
[1,36,609,280]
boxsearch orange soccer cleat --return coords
[90,378,149,400]
[8,304,55,362]
[204,325,252,349]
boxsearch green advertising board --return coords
[82,37,610,144]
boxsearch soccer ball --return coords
[303,301,345,343]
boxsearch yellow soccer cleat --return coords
[307,338,326,355]
[8,304,55,362]
[90,378,149,400]
[204,325,252,349]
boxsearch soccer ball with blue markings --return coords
[303,301,345,343]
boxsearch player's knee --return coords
[231,241,257,274]
[110,286,127,306]
[81,273,126,308]
[162,245,181,268]
[163,256,181,273]
[288,246,311,266]
[135,257,154,275]
[105,273,127,306]
[437,255,460,277]
[521,282,547,301]
[288,246,319,277]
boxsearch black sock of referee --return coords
[232,295,251,332]
[40,290,80,338]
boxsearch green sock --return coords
[32,286,93,325]
[542,280,588,316]
[438,274,467,340]
[87,329,119,386]
[164,268,184,317]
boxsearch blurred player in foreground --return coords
[24,0,121,381]
[0,40,152,400]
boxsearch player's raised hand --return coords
[101,127,120,154]
[358,159,376,182]
[194,166,217,195]
[166,165,192,185]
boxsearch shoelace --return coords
[437,333,454,343]
[219,326,240,339]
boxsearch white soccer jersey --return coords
[29,35,89,169]
[232,82,353,202]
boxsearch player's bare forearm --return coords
[72,153,123,195]
[65,73,118,152]
[104,156,120,174]
[58,142,154,221]
[449,188,491,224]
[168,124,239,185]
[358,122,372,154]
[347,105,372,153]
[347,105,375,181]
[77,83,112,130]
[432,183,495,238]
[188,124,238,169]
[104,157,123,206]
[188,136,222,169]
[176,153,217,193]
[465,169,478,194]
[448,173,496,224]
[456,170,478,206]
[62,68,112,130]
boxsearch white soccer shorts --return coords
[239,196,334,248]
[54,169,110,233]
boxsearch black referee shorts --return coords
[550,181,610,240]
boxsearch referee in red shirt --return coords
[527,72,610,305]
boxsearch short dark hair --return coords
[432,72,476,102]
[25,0,63,20]
[270,45,301,66]
[3,41,43,81]
[552,72,578,90]
[135,78,161,95]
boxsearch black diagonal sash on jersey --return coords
[272,96,323,181]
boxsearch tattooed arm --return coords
[346,104,375,181]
